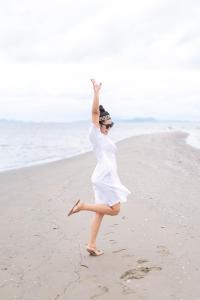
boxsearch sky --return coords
[0,0,200,122]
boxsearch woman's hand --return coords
[90,79,102,94]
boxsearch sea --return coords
[0,119,199,173]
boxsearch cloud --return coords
[0,0,200,121]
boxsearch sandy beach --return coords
[0,130,200,300]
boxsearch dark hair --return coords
[99,105,110,124]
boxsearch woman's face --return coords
[100,119,113,135]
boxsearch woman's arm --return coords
[90,79,102,127]
[92,92,100,114]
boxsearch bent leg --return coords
[81,202,120,216]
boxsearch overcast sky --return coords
[0,0,200,122]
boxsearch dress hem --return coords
[95,199,127,207]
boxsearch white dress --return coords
[88,122,131,207]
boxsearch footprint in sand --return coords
[112,248,127,253]
[109,239,117,244]
[104,231,114,236]
[120,264,162,280]
[120,283,136,295]
[90,285,109,299]
[137,258,149,264]
[121,254,135,258]
[156,245,171,256]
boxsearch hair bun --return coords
[99,105,105,112]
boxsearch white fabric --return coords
[88,122,131,206]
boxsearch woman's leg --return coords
[69,201,120,254]
[87,212,104,249]
[72,201,120,216]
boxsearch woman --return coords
[67,79,131,256]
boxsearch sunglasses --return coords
[100,122,114,129]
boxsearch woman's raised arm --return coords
[90,79,102,126]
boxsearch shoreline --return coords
[0,129,195,175]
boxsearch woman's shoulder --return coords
[90,122,100,129]
[88,122,104,146]
[89,122,102,135]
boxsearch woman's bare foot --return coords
[86,243,97,250]
[86,245,104,256]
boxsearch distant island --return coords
[119,117,158,122]
[116,118,195,123]
[0,118,197,123]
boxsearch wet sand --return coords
[0,130,200,300]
